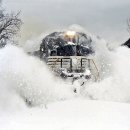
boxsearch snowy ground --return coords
[0,27,130,130]
[1,98,130,130]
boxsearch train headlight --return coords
[65,31,76,37]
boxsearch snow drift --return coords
[0,26,130,106]
[0,25,130,108]
[1,98,130,130]
[82,46,130,102]
[0,45,74,110]
[0,25,130,130]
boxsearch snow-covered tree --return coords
[0,0,22,47]
[0,10,22,47]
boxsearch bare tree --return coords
[0,10,22,47]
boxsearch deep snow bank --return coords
[83,47,130,102]
[1,98,130,130]
[0,45,74,109]
[1,25,130,109]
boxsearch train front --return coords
[40,31,99,84]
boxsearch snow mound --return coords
[1,25,130,109]
[0,45,74,109]
[83,47,130,102]
[1,98,130,130]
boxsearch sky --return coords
[2,0,130,44]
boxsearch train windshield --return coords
[57,45,76,56]
[55,45,93,56]
[76,45,93,56]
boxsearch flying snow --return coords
[0,26,130,130]
[0,26,130,110]
[0,45,74,110]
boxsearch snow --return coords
[0,44,130,129]
[0,45,74,107]
[82,47,130,102]
[0,25,130,130]
[0,98,130,130]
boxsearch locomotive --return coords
[39,31,99,85]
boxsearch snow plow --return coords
[39,31,99,85]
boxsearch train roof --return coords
[41,31,93,49]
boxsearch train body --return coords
[39,31,99,84]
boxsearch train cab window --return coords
[50,50,57,56]
[80,46,93,56]
[57,47,65,56]
[76,45,93,56]
[57,45,76,56]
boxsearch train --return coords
[39,31,99,85]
